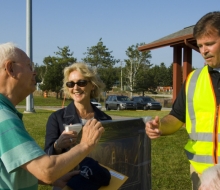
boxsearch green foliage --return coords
[135,62,173,93]
[82,38,119,68]
[82,38,120,91]
[39,46,77,96]
[34,63,46,83]
[167,63,173,86]
[97,67,119,91]
[124,43,152,94]
[34,40,176,97]
[134,64,156,95]
[157,63,168,86]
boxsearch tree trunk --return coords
[59,91,63,99]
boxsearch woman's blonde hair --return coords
[63,62,105,99]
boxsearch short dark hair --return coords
[193,11,220,39]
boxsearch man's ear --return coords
[4,61,14,77]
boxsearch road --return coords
[16,105,171,120]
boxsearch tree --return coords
[134,64,156,96]
[82,38,119,91]
[157,62,169,86]
[98,67,119,91]
[39,46,77,98]
[34,63,46,84]
[166,63,173,86]
[82,38,118,68]
[124,43,152,97]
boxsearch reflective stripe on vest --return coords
[187,68,202,140]
[185,65,220,174]
[185,150,213,163]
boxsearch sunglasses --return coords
[66,80,89,88]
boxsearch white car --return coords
[91,99,102,110]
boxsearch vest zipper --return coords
[214,105,219,164]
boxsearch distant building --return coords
[157,86,173,93]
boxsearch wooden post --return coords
[173,46,182,102]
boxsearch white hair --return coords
[199,165,220,190]
[0,42,18,68]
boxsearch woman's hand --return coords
[53,170,80,188]
[54,130,78,151]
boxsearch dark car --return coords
[131,96,162,110]
[105,95,136,110]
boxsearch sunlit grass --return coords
[18,95,72,106]
[151,128,190,190]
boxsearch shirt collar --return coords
[206,64,220,73]
[213,68,220,72]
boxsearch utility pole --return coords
[25,0,35,113]
[121,61,123,91]
[130,58,133,98]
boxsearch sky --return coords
[0,1,219,69]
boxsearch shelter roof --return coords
[138,25,198,52]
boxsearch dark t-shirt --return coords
[170,66,220,123]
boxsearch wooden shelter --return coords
[138,25,200,101]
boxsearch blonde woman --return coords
[44,62,111,156]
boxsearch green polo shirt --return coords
[0,94,46,190]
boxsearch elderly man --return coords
[0,42,104,189]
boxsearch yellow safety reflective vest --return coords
[185,65,220,174]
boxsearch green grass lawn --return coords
[17,96,191,190]
[18,95,73,107]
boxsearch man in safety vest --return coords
[145,11,220,190]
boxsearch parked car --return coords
[91,98,102,110]
[105,95,136,110]
[131,96,162,110]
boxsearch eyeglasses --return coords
[5,61,34,72]
[11,61,35,72]
[66,80,89,88]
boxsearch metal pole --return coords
[121,61,123,91]
[130,58,133,97]
[25,0,35,113]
